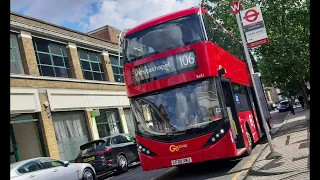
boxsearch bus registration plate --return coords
[171,157,192,166]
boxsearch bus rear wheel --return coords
[244,129,253,156]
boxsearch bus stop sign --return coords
[240,6,269,48]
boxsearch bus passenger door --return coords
[220,80,246,149]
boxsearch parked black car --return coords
[278,101,290,113]
[74,133,139,176]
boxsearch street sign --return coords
[230,1,242,14]
[240,6,268,48]
[234,4,280,158]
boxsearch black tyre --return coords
[117,155,128,173]
[82,168,94,180]
[243,128,253,156]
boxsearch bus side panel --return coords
[252,109,261,132]
[206,43,251,86]
[238,111,260,143]
[202,128,238,161]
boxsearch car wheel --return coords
[82,168,94,180]
[117,155,128,173]
[243,128,253,156]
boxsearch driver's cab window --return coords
[39,158,64,168]
[18,161,43,174]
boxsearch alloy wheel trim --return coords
[119,156,128,170]
[83,169,94,180]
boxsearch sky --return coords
[10,0,200,33]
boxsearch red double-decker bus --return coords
[121,6,272,171]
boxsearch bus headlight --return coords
[137,142,157,156]
[203,120,230,147]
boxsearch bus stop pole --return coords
[235,13,282,159]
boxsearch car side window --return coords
[39,158,64,169]
[111,137,117,144]
[18,161,43,174]
[112,135,127,144]
[124,135,135,142]
[118,135,129,143]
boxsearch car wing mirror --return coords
[63,161,70,167]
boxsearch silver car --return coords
[10,157,96,180]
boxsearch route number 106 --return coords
[178,52,195,67]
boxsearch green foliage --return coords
[202,0,310,96]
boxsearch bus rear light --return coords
[137,143,157,156]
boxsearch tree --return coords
[202,0,310,106]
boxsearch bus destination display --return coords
[131,51,198,85]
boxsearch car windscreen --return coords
[280,102,289,105]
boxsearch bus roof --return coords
[125,6,206,36]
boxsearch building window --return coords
[95,109,123,137]
[109,55,124,82]
[51,111,90,161]
[78,48,105,81]
[10,34,24,74]
[33,38,71,78]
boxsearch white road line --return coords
[165,167,175,173]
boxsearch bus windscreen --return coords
[124,14,205,63]
[131,78,223,135]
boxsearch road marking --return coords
[231,149,260,180]
[165,167,175,173]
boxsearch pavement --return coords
[245,107,310,180]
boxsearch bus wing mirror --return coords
[218,68,226,76]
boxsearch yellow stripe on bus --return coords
[230,119,238,135]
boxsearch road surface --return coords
[99,110,290,180]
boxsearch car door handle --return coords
[29,174,35,178]
[53,169,58,172]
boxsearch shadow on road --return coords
[97,163,141,180]
[154,158,244,180]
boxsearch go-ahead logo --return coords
[169,144,188,152]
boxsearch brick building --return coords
[10,12,136,163]
[87,25,121,44]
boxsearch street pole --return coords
[235,11,282,159]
